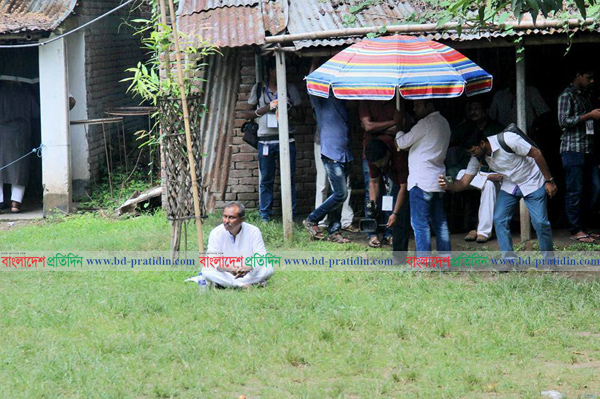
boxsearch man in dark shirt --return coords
[558,67,600,242]
[303,61,353,243]
[359,100,402,247]
[364,136,409,262]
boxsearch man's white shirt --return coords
[395,111,451,192]
[207,222,267,256]
[465,132,545,196]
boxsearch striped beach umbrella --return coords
[306,35,493,100]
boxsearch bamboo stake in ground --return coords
[162,0,205,252]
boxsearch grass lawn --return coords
[2,211,600,398]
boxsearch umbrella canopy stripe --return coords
[306,34,492,101]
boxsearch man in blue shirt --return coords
[302,59,353,243]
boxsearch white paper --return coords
[586,120,594,135]
[262,144,269,156]
[470,173,487,190]
[267,112,278,128]
[382,195,393,211]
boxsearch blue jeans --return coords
[409,186,451,255]
[494,185,553,258]
[308,157,350,234]
[561,151,600,235]
[362,159,392,239]
[258,141,296,221]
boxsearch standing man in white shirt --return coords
[395,100,452,255]
[439,128,557,258]
[202,201,274,288]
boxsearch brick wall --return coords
[76,1,149,185]
[217,49,365,217]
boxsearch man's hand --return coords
[486,173,504,182]
[233,266,253,279]
[545,181,558,198]
[586,109,600,120]
[269,99,278,110]
[438,174,449,190]
[366,200,377,219]
[387,213,397,228]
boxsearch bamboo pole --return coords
[264,18,595,45]
[161,0,205,252]
[275,50,294,241]
[158,1,183,257]
[515,42,531,244]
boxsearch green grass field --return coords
[1,212,600,398]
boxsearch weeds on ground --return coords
[78,167,157,211]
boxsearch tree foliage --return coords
[345,0,599,32]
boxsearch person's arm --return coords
[527,147,558,198]
[387,183,407,228]
[438,173,475,192]
[234,227,267,278]
[439,156,479,191]
[558,91,600,128]
[359,101,396,134]
[242,82,276,119]
[369,176,380,208]
[395,119,428,149]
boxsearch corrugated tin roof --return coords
[178,0,600,49]
[261,0,287,36]
[179,0,258,15]
[179,5,265,47]
[287,0,417,49]
[0,0,77,35]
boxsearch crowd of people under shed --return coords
[238,58,600,265]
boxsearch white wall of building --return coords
[67,31,90,199]
[39,37,72,213]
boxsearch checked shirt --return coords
[558,83,594,154]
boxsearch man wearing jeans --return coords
[440,129,558,258]
[395,100,451,255]
[302,91,353,243]
[248,58,302,221]
[364,137,409,263]
[558,67,600,243]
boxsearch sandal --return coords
[464,230,477,242]
[302,219,324,240]
[570,233,595,243]
[341,224,360,233]
[11,201,21,213]
[328,232,351,244]
[368,236,381,248]
[587,231,600,239]
[382,236,393,246]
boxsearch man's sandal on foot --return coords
[476,234,489,243]
[302,219,324,240]
[368,236,381,248]
[11,201,21,213]
[570,233,595,243]
[328,232,351,244]
[464,230,477,242]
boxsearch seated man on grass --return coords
[203,201,273,288]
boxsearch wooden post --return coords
[157,1,182,257]
[275,50,293,241]
[516,42,531,243]
[162,0,205,252]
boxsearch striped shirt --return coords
[558,84,594,154]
